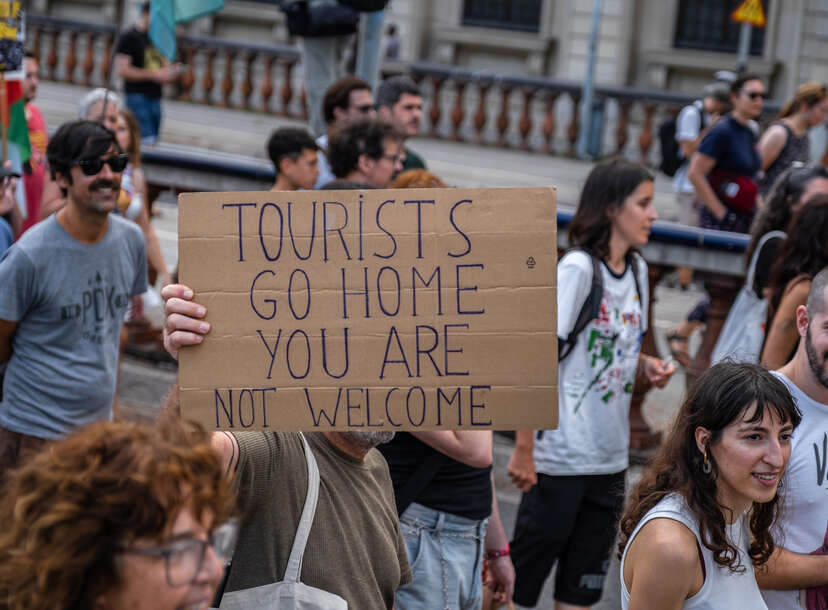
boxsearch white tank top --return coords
[620,493,767,609]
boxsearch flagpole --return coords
[0,70,7,161]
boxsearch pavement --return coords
[37,80,707,609]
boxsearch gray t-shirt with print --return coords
[0,214,147,439]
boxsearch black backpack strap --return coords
[558,250,603,361]
[394,451,447,516]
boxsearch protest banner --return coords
[178,187,557,431]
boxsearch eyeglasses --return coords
[119,519,239,588]
[381,153,402,164]
[743,91,768,100]
[75,154,129,176]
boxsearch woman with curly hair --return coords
[761,194,828,369]
[619,361,801,609]
[0,419,238,610]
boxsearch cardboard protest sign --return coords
[178,187,557,431]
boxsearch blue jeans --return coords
[125,92,162,143]
[395,502,488,610]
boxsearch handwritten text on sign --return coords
[178,187,558,431]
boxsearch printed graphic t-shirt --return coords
[0,214,147,439]
[114,26,164,98]
[533,250,648,475]
[761,373,828,610]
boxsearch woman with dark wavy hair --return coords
[0,419,238,610]
[761,194,828,369]
[619,361,801,609]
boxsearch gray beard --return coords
[339,430,395,449]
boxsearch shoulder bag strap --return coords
[282,432,321,583]
[746,230,786,296]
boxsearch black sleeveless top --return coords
[379,432,492,520]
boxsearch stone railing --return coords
[27,14,785,163]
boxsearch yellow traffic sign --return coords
[731,0,766,27]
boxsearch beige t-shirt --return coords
[227,431,411,609]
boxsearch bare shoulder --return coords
[761,124,788,143]
[784,279,811,304]
[625,516,703,607]
[630,517,700,569]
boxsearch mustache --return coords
[90,180,119,191]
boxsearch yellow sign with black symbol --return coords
[731,0,766,27]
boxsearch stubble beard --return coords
[806,324,828,389]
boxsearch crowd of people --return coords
[0,10,827,609]
[667,75,828,369]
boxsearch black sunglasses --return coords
[744,91,768,100]
[75,154,129,176]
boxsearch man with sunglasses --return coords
[0,120,147,475]
[314,75,377,188]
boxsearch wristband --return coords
[485,544,510,560]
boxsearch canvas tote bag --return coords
[217,433,348,609]
[711,230,786,365]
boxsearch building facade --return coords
[32,0,825,99]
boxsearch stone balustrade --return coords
[27,14,785,163]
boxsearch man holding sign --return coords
[165,184,557,605]
[162,287,412,609]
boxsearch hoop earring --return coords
[703,450,712,475]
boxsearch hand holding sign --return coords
[162,284,209,360]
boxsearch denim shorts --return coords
[395,502,488,610]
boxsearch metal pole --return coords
[736,22,752,75]
[577,0,604,160]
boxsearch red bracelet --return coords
[485,544,510,560]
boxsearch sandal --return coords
[666,330,691,368]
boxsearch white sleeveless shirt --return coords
[620,493,767,609]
